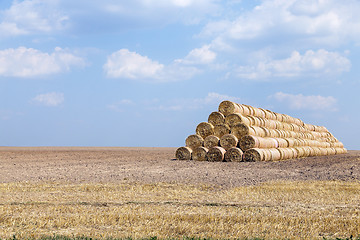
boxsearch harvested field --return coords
[0,147,359,186]
[1,147,360,239]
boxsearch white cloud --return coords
[104,49,164,80]
[175,45,216,65]
[0,22,28,35]
[104,48,207,82]
[0,0,68,36]
[0,47,85,77]
[235,49,351,79]
[202,0,360,49]
[0,0,219,36]
[271,92,338,111]
[32,92,64,107]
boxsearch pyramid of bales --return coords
[176,100,347,162]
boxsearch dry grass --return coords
[1,180,360,240]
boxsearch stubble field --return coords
[1,147,360,240]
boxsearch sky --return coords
[0,0,359,149]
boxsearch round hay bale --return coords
[235,103,250,115]
[263,119,277,129]
[335,147,347,154]
[313,147,322,156]
[185,134,204,150]
[213,124,231,138]
[274,112,284,122]
[319,147,328,156]
[175,147,192,160]
[327,148,336,155]
[208,111,225,126]
[268,148,281,161]
[275,138,288,148]
[294,118,304,127]
[290,123,301,132]
[250,126,267,137]
[207,146,226,162]
[303,146,312,157]
[255,116,266,126]
[290,148,299,158]
[259,108,268,118]
[305,124,316,131]
[274,120,282,129]
[284,138,296,147]
[248,116,262,126]
[294,147,306,158]
[243,148,267,162]
[277,148,293,160]
[225,113,251,127]
[224,147,243,162]
[230,123,250,139]
[192,147,208,161]
[289,131,298,138]
[268,129,279,138]
[282,123,292,131]
[239,135,277,151]
[264,109,276,120]
[220,134,239,150]
[333,142,344,148]
[218,101,240,116]
[252,107,266,118]
[242,104,255,115]
[204,135,220,149]
[283,130,292,138]
[260,126,271,137]
[196,122,215,139]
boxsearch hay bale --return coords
[204,135,220,149]
[294,147,306,158]
[243,148,268,162]
[277,148,294,160]
[230,123,250,139]
[250,126,268,137]
[225,113,251,127]
[260,126,271,137]
[263,119,277,129]
[246,116,262,126]
[220,134,239,150]
[175,147,192,160]
[213,124,231,138]
[192,147,208,161]
[218,101,241,116]
[179,101,346,161]
[224,147,244,162]
[264,109,277,120]
[196,122,214,139]
[284,138,296,147]
[208,111,225,126]
[268,129,280,138]
[207,146,226,162]
[275,138,288,148]
[185,134,204,150]
[239,135,278,151]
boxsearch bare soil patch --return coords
[0,147,359,187]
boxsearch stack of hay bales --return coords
[175,100,347,162]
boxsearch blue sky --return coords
[0,0,359,149]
